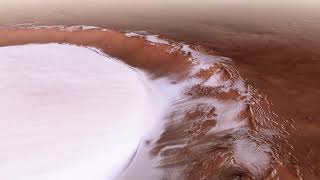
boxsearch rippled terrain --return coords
[0,1,319,180]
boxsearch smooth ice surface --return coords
[0,44,166,180]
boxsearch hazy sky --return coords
[2,0,320,5]
[1,0,319,27]
[2,0,320,11]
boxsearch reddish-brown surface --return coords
[0,28,190,77]
[0,27,318,180]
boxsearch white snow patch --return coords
[233,79,247,94]
[203,73,223,87]
[181,44,231,75]
[212,99,247,132]
[174,98,246,133]
[146,35,170,45]
[125,32,144,38]
[234,139,271,176]
[0,43,170,180]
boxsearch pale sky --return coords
[2,0,320,5]
[2,0,320,10]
